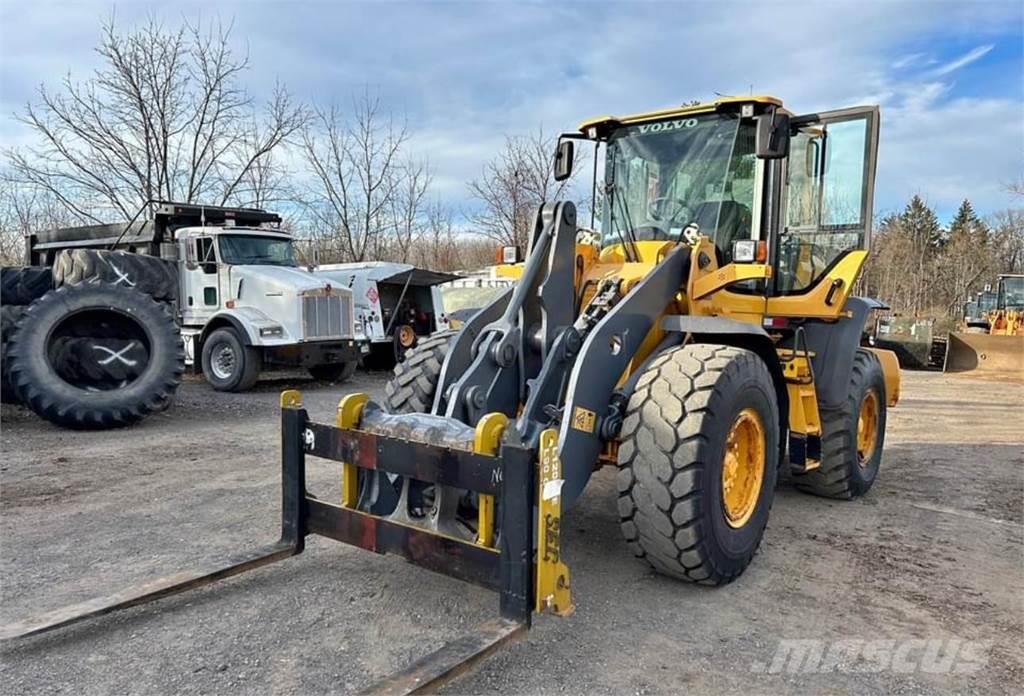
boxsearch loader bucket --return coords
[943,332,1024,381]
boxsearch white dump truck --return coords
[27,202,361,391]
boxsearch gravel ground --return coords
[1,368,1021,694]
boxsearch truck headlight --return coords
[259,325,284,337]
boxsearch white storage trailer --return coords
[313,262,458,366]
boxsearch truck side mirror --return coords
[553,139,574,181]
[756,112,791,159]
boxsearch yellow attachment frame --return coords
[280,390,302,409]
[473,413,509,548]
[337,393,369,508]
[536,429,574,616]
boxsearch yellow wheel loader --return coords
[945,273,1024,378]
[2,96,902,692]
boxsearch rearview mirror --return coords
[553,139,574,181]
[756,112,791,159]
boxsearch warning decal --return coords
[571,406,597,434]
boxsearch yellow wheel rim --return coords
[398,324,416,348]
[857,390,880,467]
[721,408,766,529]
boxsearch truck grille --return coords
[302,292,353,339]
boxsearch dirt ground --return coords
[1,368,1021,694]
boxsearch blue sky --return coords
[1,0,1022,224]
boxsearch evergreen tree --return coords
[948,199,988,244]
[901,195,943,250]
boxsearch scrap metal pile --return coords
[0,250,184,429]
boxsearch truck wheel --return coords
[1,266,52,306]
[617,344,779,585]
[384,329,456,413]
[1,305,27,403]
[53,249,178,302]
[793,349,887,499]
[308,361,358,382]
[201,327,262,392]
[5,284,184,429]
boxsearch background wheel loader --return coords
[2,96,902,693]
[944,273,1024,379]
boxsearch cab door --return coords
[767,106,880,317]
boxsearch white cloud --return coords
[0,1,1021,221]
[929,44,996,77]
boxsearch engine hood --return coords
[230,265,345,295]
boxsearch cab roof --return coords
[578,95,784,135]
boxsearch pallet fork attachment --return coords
[1,390,567,694]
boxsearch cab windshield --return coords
[603,112,756,260]
[998,276,1024,310]
[218,234,296,267]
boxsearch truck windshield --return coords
[218,235,296,267]
[998,276,1024,310]
[603,112,756,260]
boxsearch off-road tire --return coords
[6,284,184,429]
[308,361,358,382]
[384,329,456,414]
[792,349,887,499]
[1,266,52,305]
[200,327,262,392]
[1,305,27,402]
[53,249,178,302]
[617,344,780,585]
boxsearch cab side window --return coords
[196,237,217,275]
[777,112,874,293]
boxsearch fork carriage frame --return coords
[1,391,540,694]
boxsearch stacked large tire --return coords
[2,251,184,429]
[1,267,52,403]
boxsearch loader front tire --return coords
[384,329,456,414]
[617,344,779,585]
[792,349,886,499]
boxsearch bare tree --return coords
[467,127,583,250]
[300,92,431,263]
[6,16,305,223]
[0,177,76,264]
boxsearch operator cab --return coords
[569,96,879,299]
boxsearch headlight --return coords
[259,325,284,337]
[732,240,766,263]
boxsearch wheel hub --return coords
[210,343,236,380]
[398,324,416,349]
[721,408,766,529]
[857,389,880,466]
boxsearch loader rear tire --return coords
[617,344,779,585]
[384,329,456,414]
[792,349,887,499]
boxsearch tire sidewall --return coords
[7,285,182,416]
[201,328,246,391]
[701,360,780,561]
[843,355,887,493]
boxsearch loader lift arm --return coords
[0,391,546,695]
